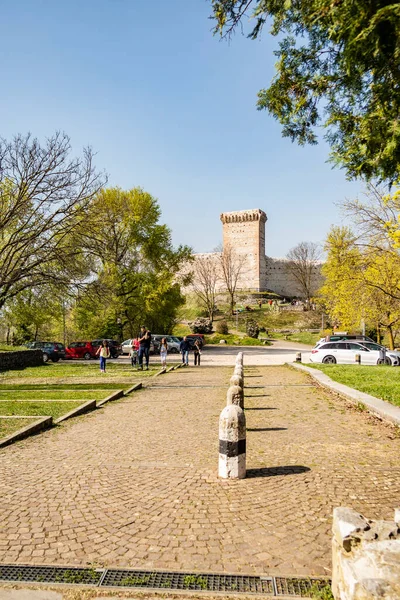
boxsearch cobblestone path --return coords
[0,364,399,577]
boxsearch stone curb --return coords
[155,368,167,377]
[289,363,400,426]
[124,382,143,394]
[54,400,97,424]
[96,389,125,407]
[166,366,175,372]
[0,416,53,448]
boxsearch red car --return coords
[65,341,97,360]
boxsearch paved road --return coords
[117,340,312,367]
[0,363,399,578]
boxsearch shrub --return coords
[189,318,213,334]
[215,320,229,335]
[246,319,259,339]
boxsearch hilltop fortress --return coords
[189,208,322,298]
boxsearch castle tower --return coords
[220,209,267,291]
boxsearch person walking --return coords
[138,327,152,370]
[160,337,168,369]
[179,336,191,366]
[96,340,110,373]
[193,338,202,366]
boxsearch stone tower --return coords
[220,209,267,291]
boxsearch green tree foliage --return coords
[211,1,400,181]
[74,187,192,339]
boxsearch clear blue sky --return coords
[1,0,361,256]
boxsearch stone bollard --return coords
[295,352,302,363]
[235,352,243,365]
[355,353,361,364]
[227,384,244,409]
[218,404,246,479]
[332,507,400,599]
[230,374,243,389]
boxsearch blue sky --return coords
[1,0,362,256]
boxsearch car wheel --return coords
[52,357,60,363]
[377,357,392,365]
[42,352,49,363]
[170,348,178,354]
[322,355,336,364]
[83,352,92,360]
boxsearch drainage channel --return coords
[0,564,331,597]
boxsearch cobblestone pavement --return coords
[0,364,399,578]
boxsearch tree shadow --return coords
[247,427,287,432]
[245,407,277,411]
[246,465,311,478]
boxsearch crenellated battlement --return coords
[220,209,267,225]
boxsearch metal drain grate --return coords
[0,564,102,585]
[102,569,274,593]
[275,577,330,596]
[0,564,330,597]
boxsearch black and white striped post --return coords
[227,384,244,409]
[218,404,246,479]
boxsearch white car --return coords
[310,341,399,366]
[121,339,134,355]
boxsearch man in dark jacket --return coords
[179,336,191,366]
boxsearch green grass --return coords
[0,390,111,400]
[0,383,130,390]
[0,401,85,418]
[272,331,320,346]
[0,362,161,380]
[205,333,270,346]
[307,364,400,407]
[0,417,37,437]
[0,344,27,352]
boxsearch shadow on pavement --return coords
[246,465,311,478]
[245,407,277,410]
[247,427,287,432]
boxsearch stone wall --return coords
[265,257,324,298]
[332,507,400,599]
[0,350,43,371]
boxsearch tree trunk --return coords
[376,324,381,345]
[387,325,395,350]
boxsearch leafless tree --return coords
[192,254,219,322]
[285,241,322,303]
[217,243,246,315]
[0,132,105,309]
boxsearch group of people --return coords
[97,328,203,373]
[179,336,202,367]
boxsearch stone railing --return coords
[332,507,400,599]
[0,349,43,371]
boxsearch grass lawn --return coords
[205,333,269,346]
[272,331,320,346]
[0,417,37,437]
[0,390,111,400]
[0,401,85,418]
[307,364,400,407]
[0,361,160,380]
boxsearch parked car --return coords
[186,334,205,346]
[91,339,122,358]
[26,341,66,363]
[65,341,97,360]
[121,339,134,355]
[357,341,400,365]
[310,341,399,366]
[152,335,180,353]
[315,334,374,348]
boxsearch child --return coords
[129,338,138,368]
[160,337,168,369]
[96,340,110,373]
